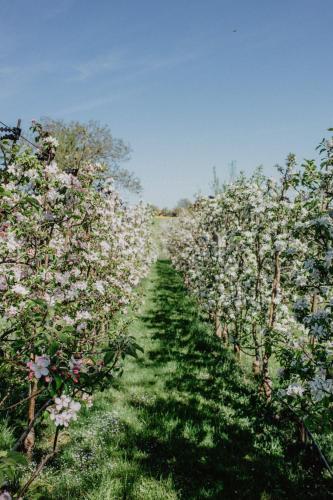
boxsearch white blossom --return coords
[286,383,305,397]
[12,284,29,296]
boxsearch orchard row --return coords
[168,133,333,441]
[0,123,154,493]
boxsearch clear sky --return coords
[0,0,332,207]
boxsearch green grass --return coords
[25,260,332,499]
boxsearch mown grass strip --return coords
[29,260,332,499]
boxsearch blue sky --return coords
[0,0,332,207]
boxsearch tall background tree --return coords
[42,119,142,195]
[175,198,192,209]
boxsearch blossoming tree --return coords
[168,132,333,468]
[0,123,154,496]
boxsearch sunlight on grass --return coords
[26,260,332,499]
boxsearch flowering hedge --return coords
[168,133,333,461]
[0,123,154,496]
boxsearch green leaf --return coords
[7,451,27,465]
[23,196,41,209]
[103,350,114,365]
[54,374,63,390]
[0,186,12,197]
[49,341,59,356]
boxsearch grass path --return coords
[38,260,330,499]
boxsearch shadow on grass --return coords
[116,260,331,500]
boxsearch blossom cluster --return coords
[48,395,81,427]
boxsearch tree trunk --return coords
[252,358,260,377]
[215,314,222,338]
[24,380,38,459]
[251,323,260,376]
[234,342,241,361]
[262,352,272,399]
[298,420,307,444]
[221,324,228,344]
[309,293,318,346]
[261,250,280,400]
[215,313,228,344]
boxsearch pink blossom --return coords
[27,355,50,379]
[12,284,29,296]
